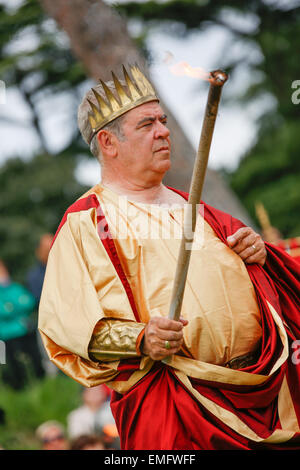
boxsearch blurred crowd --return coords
[35,385,120,450]
[0,233,54,389]
[0,233,120,450]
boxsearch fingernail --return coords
[227,236,235,243]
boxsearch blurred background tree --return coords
[0,0,299,283]
[0,0,90,282]
[117,0,300,236]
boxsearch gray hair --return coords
[77,80,126,161]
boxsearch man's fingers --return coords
[227,228,261,253]
[239,245,264,261]
[243,248,267,266]
[154,317,186,331]
[227,227,252,247]
[143,316,188,360]
[157,330,183,342]
[232,234,258,255]
[159,338,183,350]
[150,347,181,361]
[150,338,183,361]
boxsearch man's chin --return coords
[156,157,171,173]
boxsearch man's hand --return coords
[142,316,188,361]
[227,227,267,266]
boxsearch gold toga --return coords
[38,183,262,387]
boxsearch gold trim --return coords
[163,354,267,386]
[105,357,154,394]
[89,319,145,361]
[278,375,300,433]
[175,370,264,442]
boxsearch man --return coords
[38,65,300,450]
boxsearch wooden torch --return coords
[168,70,228,321]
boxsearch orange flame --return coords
[169,61,211,82]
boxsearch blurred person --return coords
[26,234,54,304]
[67,384,114,440]
[26,233,55,376]
[0,260,44,389]
[70,434,105,450]
[36,420,69,450]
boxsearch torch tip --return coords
[209,69,228,86]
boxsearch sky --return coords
[0,0,272,187]
[148,26,259,170]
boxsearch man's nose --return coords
[154,121,170,139]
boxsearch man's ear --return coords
[97,130,118,158]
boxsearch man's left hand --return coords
[227,227,267,266]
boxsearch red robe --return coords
[106,189,300,450]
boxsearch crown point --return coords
[92,87,111,118]
[112,71,132,106]
[99,79,122,113]
[122,65,142,100]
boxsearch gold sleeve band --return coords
[88,319,146,362]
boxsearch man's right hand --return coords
[142,316,188,361]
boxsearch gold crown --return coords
[87,64,159,144]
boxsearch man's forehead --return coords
[124,100,164,122]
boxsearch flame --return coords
[169,61,211,82]
[163,54,227,84]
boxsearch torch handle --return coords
[168,83,225,321]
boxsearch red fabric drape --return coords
[108,189,300,450]
[53,188,300,449]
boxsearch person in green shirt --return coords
[0,260,44,389]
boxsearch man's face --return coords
[115,101,171,185]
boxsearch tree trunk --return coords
[39,0,254,225]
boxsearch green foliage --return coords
[118,0,300,237]
[0,152,88,283]
[0,0,86,92]
[227,5,300,237]
[0,0,91,281]
[0,374,81,450]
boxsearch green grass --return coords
[0,373,82,450]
